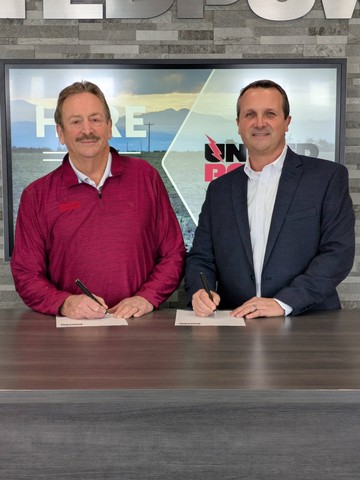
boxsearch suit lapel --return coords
[264,149,303,267]
[232,167,254,267]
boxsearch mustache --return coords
[76,134,100,142]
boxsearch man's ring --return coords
[132,306,139,312]
[253,305,257,312]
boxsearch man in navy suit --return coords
[185,80,355,318]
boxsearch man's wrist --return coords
[274,298,292,316]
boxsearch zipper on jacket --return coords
[98,188,104,210]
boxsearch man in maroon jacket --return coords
[11,81,186,320]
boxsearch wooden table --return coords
[1,308,360,479]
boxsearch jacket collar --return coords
[263,147,303,267]
[232,147,303,269]
[61,146,124,188]
[232,166,254,267]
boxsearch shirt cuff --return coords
[274,298,293,316]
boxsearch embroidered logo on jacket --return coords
[59,201,80,213]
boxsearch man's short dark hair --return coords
[54,81,111,129]
[236,79,290,120]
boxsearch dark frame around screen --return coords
[0,58,347,261]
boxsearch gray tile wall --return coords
[0,0,359,309]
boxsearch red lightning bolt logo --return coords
[205,135,224,163]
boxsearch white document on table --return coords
[175,310,245,326]
[56,314,128,328]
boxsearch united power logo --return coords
[204,135,244,182]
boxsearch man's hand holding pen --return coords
[60,294,109,320]
[60,278,154,320]
[192,289,220,317]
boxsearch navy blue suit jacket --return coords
[185,148,355,315]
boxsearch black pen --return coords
[200,272,217,315]
[75,279,110,316]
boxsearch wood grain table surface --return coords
[2,308,360,479]
[1,308,360,391]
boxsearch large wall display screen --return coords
[1,59,346,260]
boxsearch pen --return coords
[200,272,217,315]
[75,279,110,316]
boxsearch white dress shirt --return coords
[69,152,112,191]
[244,145,292,315]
